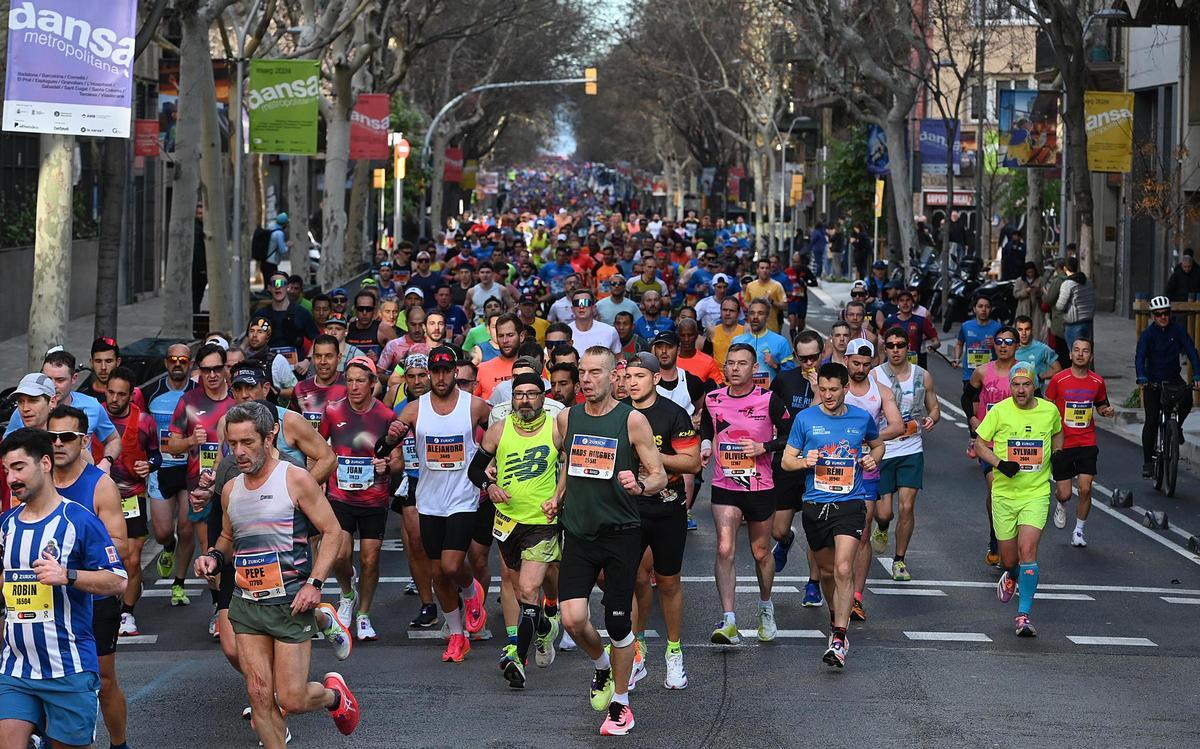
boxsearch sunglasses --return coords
[49,431,85,443]
[884,341,908,350]
[357,306,376,313]
[332,296,348,304]
[1153,310,1170,317]
[166,355,191,364]
[573,298,593,308]
[995,337,1017,346]
[198,365,225,374]
[271,278,286,289]
[455,378,476,387]
[547,340,570,348]
[797,353,821,362]
[851,292,867,298]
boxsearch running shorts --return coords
[878,452,924,494]
[559,527,641,612]
[331,501,388,541]
[0,672,100,747]
[801,499,867,551]
[228,596,317,644]
[472,499,496,548]
[639,502,687,577]
[122,495,149,539]
[418,511,476,559]
[497,522,561,571]
[92,596,121,658]
[1051,445,1099,482]
[710,485,775,523]
[991,495,1050,541]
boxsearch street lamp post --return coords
[778,117,808,260]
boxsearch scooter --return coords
[941,256,986,332]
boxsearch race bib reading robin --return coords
[199,442,220,472]
[966,344,992,369]
[302,412,322,430]
[1007,439,1043,472]
[492,509,517,541]
[813,456,856,494]
[568,434,618,479]
[752,371,771,389]
[121,494,142,519]
[425,435,466,470]
[717,442,755,477]
[4,570,53,623]
[234,552,286,600]
[336,456,375,490]
[1064,400,1093,429]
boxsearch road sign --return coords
[396,138,410,158]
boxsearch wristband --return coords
[306,577,325,591]
[635,479,646,495]
[207,549,226,568]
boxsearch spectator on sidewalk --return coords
[1013,261,1044,341]
[1000,231,1026,281]
[1166,248,1200,302]
[809,221,828,279]
[1056,257,1095,348]
[1043,258,1070,367]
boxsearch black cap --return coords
[429,346,458,370]
[651,330,680,347]
[231,363,268,387]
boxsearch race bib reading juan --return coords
[199,442,220,472]
[717,442,755,477]
[1007,439,1043,472]
[492,510,517,541]
[966,344,991,369]
[813,457,856,494]
[752,371,771,389]
[4,570,53,623]
[121,494,142,519]
[1064,400,1093,429]
[567,434,618,479]
[234,552,286,600]
[425,435,466,470]
[336,456,375,490]
[302,412,322,430]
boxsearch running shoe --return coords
[823,635,848,668]
[870,527,889,555]
[628,641,647,690]
[404,580,418,596]
[758,607,777,641]
[535,613,559,668]
[1071,529,1087,547]
[772,528,795,573]
[252,708,292,746]
[410,603,437,628]
[802,581,823,607]
[1053,501,1067,529]
[996,570,1016,603]
[966,437,977,459]
[336,585,357,628]
[170,584,190,607]
[600,702,635,736]
[850,598,867,622]
[355,613,378,641]
[891,559,911,582]
[242,706,253,720]
[156,546,174,579]
[663,649,688,689]
[317,603,352,661]
[560,629,578,651]
[323,672,360,735]
[710,621,741,645]
[1014,614,1037,637]
[463,579,487,634]
[503,655,526,689]
[590,666,615,710]
[442,633,470,662]
[686,511,698,531]
[499,643,519,670]
[119,612,139,637]
[208,606,219,638]
[985,542,1001,568]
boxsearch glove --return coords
[996,460,1021,479]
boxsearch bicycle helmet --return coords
[1149,295,1171,312]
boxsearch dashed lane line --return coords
[1066,635,1157,647]
[904,631,991,642]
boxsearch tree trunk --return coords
[240,154,259,291]
[288,156,310,280]
[346,159,370,276]
[29,135,74,371]
[321,111,350,289]
[750,149,766,257]
[882,117,918,270]
[429,132,448,242]
[94,138,125,338]
[1027,168,1044,267]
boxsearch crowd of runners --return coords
[3,160,1196,745]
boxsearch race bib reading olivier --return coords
[121,494,142,519]
[492,510,517,541]
[234,552,286,600]
[425,435,466,470]
[4,570,53,623]
[336,456,375,490]
[718,442,755,477]
[199,442,220,471]
[1064,400,1093,429]
[813,456,856,494]
[567,434,618,479]
[1007,439,1043,472]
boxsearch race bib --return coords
[271,347,299,366]
[1007,439,1043,472]
[425,435,466,470]
[4,570,53,623]
[966,344,992,369]
[492,510,517,541]
[900,420,921,439]
[199,442,220,471]
[302,412,322,430]
[336,456,375,491]
[401,437,418,468]
[234,552,286,600]
[717,442,755,477]
[813,457,856,494]
[1064,400,1093,429]
[568,434,618,479]
[751,371,771,389]
[160,429,184,459]
[121,494,142,520]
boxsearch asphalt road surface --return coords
[105,294,1200,748]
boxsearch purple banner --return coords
[3,1,138,137]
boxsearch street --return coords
[105,294,1200,749]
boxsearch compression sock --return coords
[876,519,890,532]
[593,650,611,670]
[506,625,518,646]
[666,640,682,655]
[517,603,539,662]
[1017,562,1040,615]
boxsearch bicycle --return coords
[1151,380,1190,497]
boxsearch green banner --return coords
[247,60,319,155]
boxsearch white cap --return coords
[851,280,868,291]
[404,287,425,299]
[712,273,731,285]
[846,338,875,357]
[205,335,230,351]
[14,372,54,398]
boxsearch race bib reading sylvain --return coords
[813,457,856,494]
[199,442,220,472]
[4,570,53,623]
[234,552,286,600]
[1064,401,1093,429]
[1007,439,1043,472]
[567,434,618,479]
[717,442,755,477]
[336,456,375,491]
[425,435,466,470]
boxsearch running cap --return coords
[346,356,377,377]
[205,335,230,350]
[324,314,349,327]
[230,363,268,387]
[512,372,546,392]
[651,330,680,347]
[403,353,429,370]
[626,351,661,373]
[429,346,458,370]
[846,338,875,357]
[404,287,425,299]
[1009,361,1037,383]
[14,372,55,399]
[712,273,731,285]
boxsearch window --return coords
[969,78,1035,122]
[971,0,1036,24]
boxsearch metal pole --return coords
[975,36,985,259]
[1059,86,1069,258]
[779,139,787,260]
[231,56,246,331]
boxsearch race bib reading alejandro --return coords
[336,456,374,490]
[4,570,53,623]
[717,442,755,477]
[1007,439,1043,472]
[234,552,286,600]
[567,434,618,479]
[425,435,466,470]
[813,456,856,494]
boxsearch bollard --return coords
[1142,510,1169,530]
[1109,488,1134,508]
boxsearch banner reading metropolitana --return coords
[3,0,138,137]
[247,59,320,155]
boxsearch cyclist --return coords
[1134,295,1200,477]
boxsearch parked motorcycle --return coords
[941,256,986,332]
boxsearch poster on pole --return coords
[874,179,886,218]
[247,60,319,155]
[3,0,138,137]
[443,147,464,182]
[997,89,1060,168]
[478,171,499,195]
[134,120,159,156]
[349,94,390,160]
[1084,91,1134,173]
[919,119,962,175]
[866,125,890,176]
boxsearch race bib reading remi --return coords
[966,344,992,369]
[1007,439,1043,472]
[813,456,856,494]
[4,570,53,623]
[425,435,466,470]
[302,412,322,430]
[234,552,286,600]
[199,442,220,472]
[336,456,374,490]
[568,434,618,479]
[1064,401,1093,429]
[121,494,142,519]
[492,510,517,541]
[718,442,755,477]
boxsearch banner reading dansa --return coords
[349,94,390,160]
[247,60,320,155]
[1084,91,1134,173]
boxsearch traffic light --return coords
[585,67,597,96]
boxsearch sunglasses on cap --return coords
[48,431,86,443]
[994,337,1017,346]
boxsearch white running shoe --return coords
[559,629,577,651]
[1053,501,1067,529]
[318,603,353,660]
[758,606,777,642]
[663,649,688,689]
[627,648,647,690]
[336,583,357,628]
[208,606,219,639]
[1071,529,1087,547]
[355,613,378,641]
[119,612,139,636]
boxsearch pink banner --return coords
[443,147,464,182]
[349,94,390,160]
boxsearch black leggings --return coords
[1142,379,1193,462]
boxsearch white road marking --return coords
[737,585,798,593]
[691,575,1200,595]
[938,396,967,418]
[600,629,659,638]
[876,556,894,574]
[1161,596,1200,605]
[1033,593,1094,601]
[904,631,991,642]
[1076,485,1200,568]
[954,422,968,429]
[868,587,946,596]
[117,635,159,644]
[738,629,825,639]
[1066,635,1157,647]
[141,589,205,598]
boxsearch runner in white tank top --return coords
[415,389,480,516]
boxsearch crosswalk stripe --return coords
[904,631,991,642]
[1160,596,1200,605]
[868,587,946,596]
[599,629,659,638]
[117,635,159,644]
[736,585,798,593]
[1034,593,1094,601]
[737,629,825,639]
[1066,636,1157,647]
